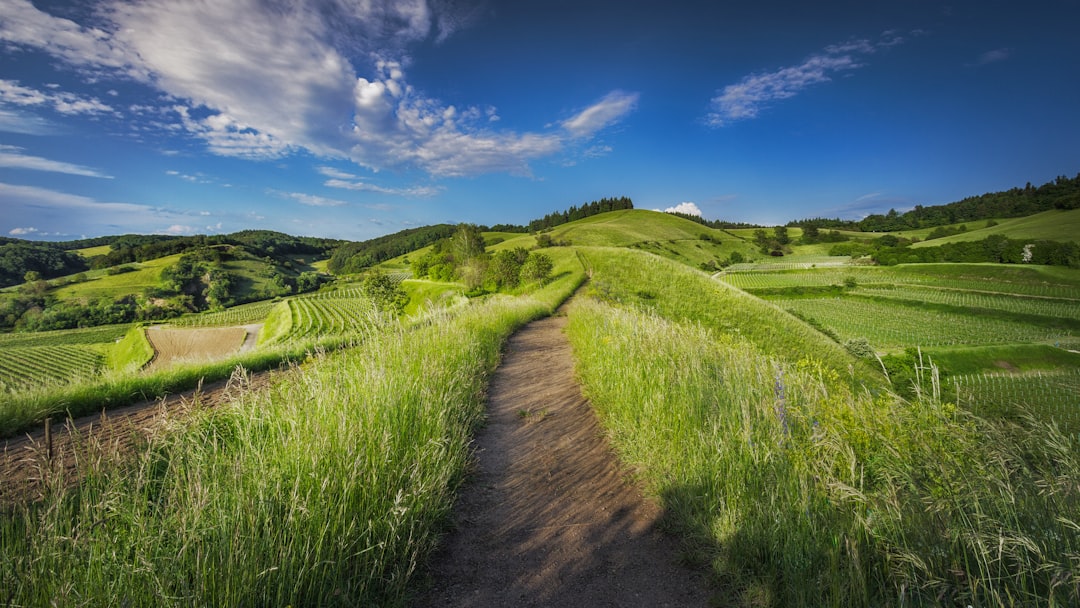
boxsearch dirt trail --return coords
[412,312,714,607]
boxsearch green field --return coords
[73,244,112,257]
[910,208,1080,247]
[566,249,1079,606]
[53,254,181,300]
[2,210,1078,606]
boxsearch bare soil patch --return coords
[411,313,714,607]
[145,326,247,372]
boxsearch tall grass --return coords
[0,298,550,605]
[577,247,882,385]
[567,289,1079,606]
[0,257,584,605]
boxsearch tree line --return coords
[790,173,1080,233]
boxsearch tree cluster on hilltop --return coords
[409,224,553,295]
[327,197,632,275]
[665,211,761,229]
[527,196,634,232]
[327,224,458,275]
[789,173,1080,232]
[0,242,89,287]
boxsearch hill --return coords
[909,208,1080,247]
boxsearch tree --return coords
[774,226,791,246]
[486,248,530,290]
[521,252,554,284]
[361,271,408,314]
[451,223,486,264]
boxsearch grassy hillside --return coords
[54,254,181,300]
[910,208,1080,247]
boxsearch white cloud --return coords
[0,107,55,134]
[974,48,1011,66]
[0,79,114,116]
[324,178,442,197]
[9,226,38,236]
[317,166,361,180]
[0,181,194,236]
[0,145,113,178]
[163,224,197,235]
[708,34,906,127]
[662,202,703,216]
[561,91,639,138]
[282,191,349,207]
[0,0,625,177]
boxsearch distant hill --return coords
[909,208,1080,248]
[792,173,1080,232]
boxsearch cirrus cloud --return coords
[707,33,909,127]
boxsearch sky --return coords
[1,0,1078,241]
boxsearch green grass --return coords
[577,247,882,384]
[0,257,584,607]
[779,297,1070,352]
[910,208,1080,247]
[546,209,732,247]
[72,244,112,257]
[566,291,1079,607]
[53,254,181,301]
[106,325,155,373]
[400,279,465,316]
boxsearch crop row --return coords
[779,297,1070,351]
[286,297,378,340]
[171,302,276,327]
[0,324,129,348]
[0,345,104,391]
[952,369,1080,435]
[854,286,1080,321]
[724,257,853,272]
[720,265,1080,298]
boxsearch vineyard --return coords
[854,286,1080,321]
[0,324,130,348]
[0,345,104,391]
[171,301,276,327]
[721,264,1080,298]
[256,286,382,344]
[723,255,853,272]
[953,369,1080,435]
[779,297,1069,351]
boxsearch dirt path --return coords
[412,313,714,607]
[0,369,270,508]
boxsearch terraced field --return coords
[171,301,276,327]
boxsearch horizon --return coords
[1,0,1079,241]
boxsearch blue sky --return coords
[1,0,1078,241]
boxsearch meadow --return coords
[1,210,1076,606]
[0,253,583,606]
[567,248,1079,607]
